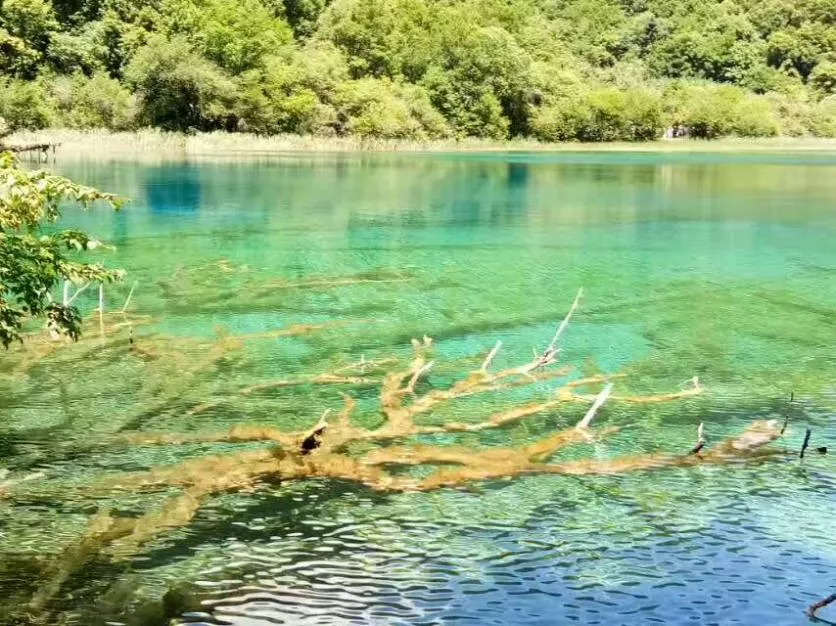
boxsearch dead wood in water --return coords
[808,593,836,619]
[60,286,783,566]
[157,265,414,313]
[5,283,794,618]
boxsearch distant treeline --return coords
[1,0,835,141]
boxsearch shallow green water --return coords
[1,151,835,625]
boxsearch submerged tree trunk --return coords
[0,283,796,617]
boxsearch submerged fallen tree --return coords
[1,287,793,618]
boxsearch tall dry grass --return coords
[8,128,836,162]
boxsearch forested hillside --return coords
[1,0,835,140]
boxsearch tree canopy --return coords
[0,0,835,140]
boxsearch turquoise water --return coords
[1,151,835,625]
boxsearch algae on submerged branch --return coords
[2,149,835,624]
[0,281,798,623]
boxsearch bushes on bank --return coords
[810,62,836,97]
[333,78,450,139]
[50,73,137,129]
[420,66,509,139]
[530,87,664,142]
[808,97,836,137]
[124,35,238,131]
[667,83,780,138]
[2,0,835,142]
[236,44,347,134]
[0,78,53,129]
[766,92,814,137]
[236,43,450,139]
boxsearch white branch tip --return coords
[576,382,613,430]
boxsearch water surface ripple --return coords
[1,152,834,626]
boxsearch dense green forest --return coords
[1,0,835,141]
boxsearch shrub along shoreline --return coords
[3,71,835,143]
[1,0,835,144]
[9,129,836,160]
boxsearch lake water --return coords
[1,151,835,625]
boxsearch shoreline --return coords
[8,129,836,161]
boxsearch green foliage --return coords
[531,87,663,142]
[124,35,237,131]
[0,27,41,77]
[46,29,107,74]
[50,0,104,24]
[235,44,346,133]
[236,45,449,138]
[0,0,834,139]
[315,0,424,79]
[0,0,60,77]
[808,96,836,136]
[333,77,449,139]
[0,0,60,51]
[317,1,534,137]
[161,0,293,73]
[429,25,532,137]
[0,78,54,129]
[50,72,136,129]
[422,66,509,139]
[647,5,764,83]
[86,11,152,76]
[766,23,836,80]
[548,0,630,66]
[0,150,123,347]
[810,61,836,96]
[667,83,780,138]
[281,0,330,38]
[765,92,813,136]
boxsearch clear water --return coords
[1,151,835,625]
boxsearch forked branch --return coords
[16,287,792,617]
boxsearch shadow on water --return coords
[138,481,390,570]
[3,482,391,626]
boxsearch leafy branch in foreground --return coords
[0,149,123,347]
